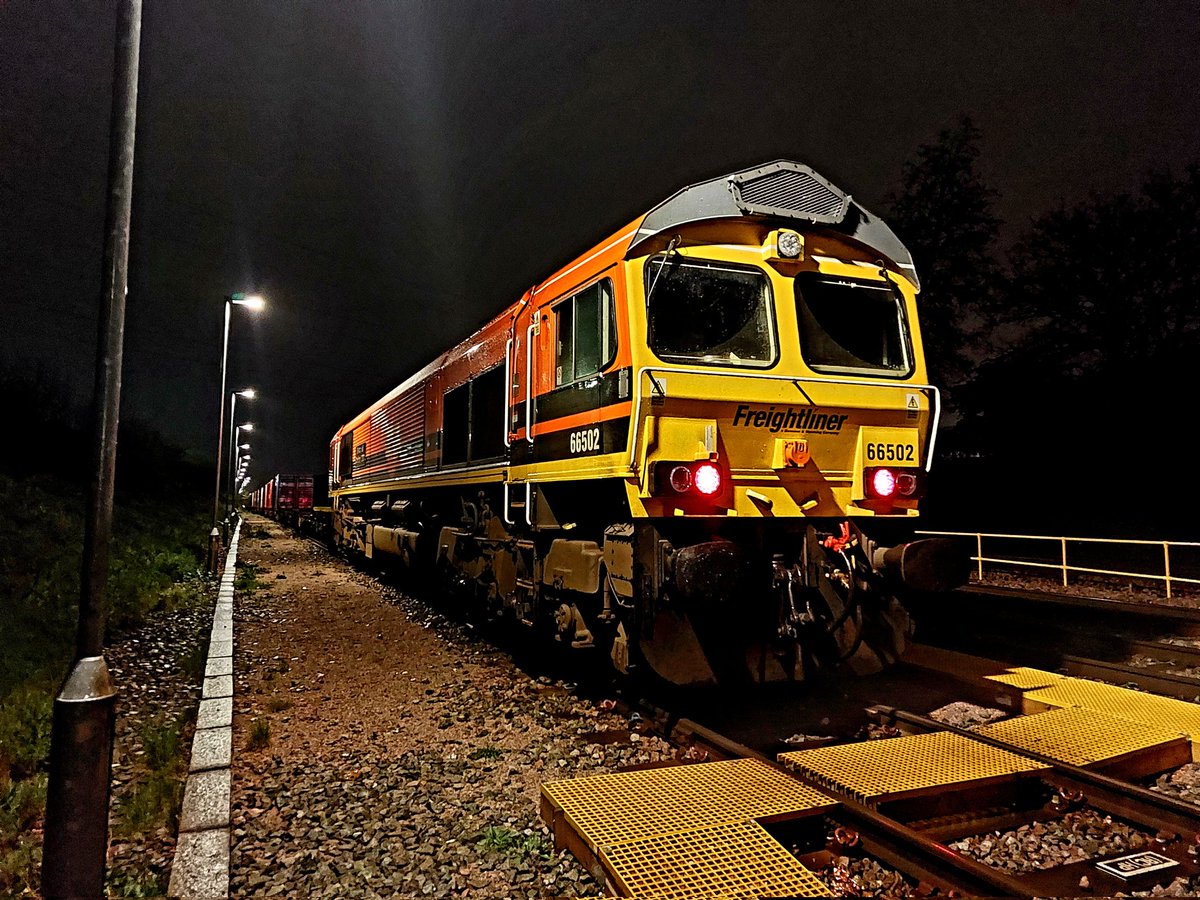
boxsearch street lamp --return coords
[235,442,251,504]
[226,389,256,518]
[42,1,140,894]
[209,293,264,571]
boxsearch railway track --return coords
[539,586,1200,897]
[546,657,1200,897]
[545,710,1200,896]
[907,582,1200,674]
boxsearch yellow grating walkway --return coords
[974,707,1187,767]
[600,821,829,900]
[1022,677,1200,759]
[541,759,833,851]
[982,666,1064,690]
[778,731,1048,803]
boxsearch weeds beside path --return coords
[0,470,216,896]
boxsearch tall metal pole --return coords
[226,393,238,518]
[208,299,231,570]
[42,0,141,895]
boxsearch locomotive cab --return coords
[627,226,933,522]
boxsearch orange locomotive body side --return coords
[329,218,640,486]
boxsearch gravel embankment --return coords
[106,596,216,890]
[229,517,676,898]
[811,853,943,898]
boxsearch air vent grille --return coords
[730,166,848,221]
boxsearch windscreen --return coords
[646,258,775,366]
[795,275,911,375]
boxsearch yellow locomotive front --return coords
[624,229,934,521]
[590,163,966,685]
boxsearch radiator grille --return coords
[350,390,425,480]
[731,167,847,220]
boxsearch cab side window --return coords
[555,279,616,386]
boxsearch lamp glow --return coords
[232,293,265,310]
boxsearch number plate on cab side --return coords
[858,427,920,467]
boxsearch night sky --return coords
[3,0,1198,487]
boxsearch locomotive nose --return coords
[872,538,971,592]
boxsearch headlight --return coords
[777,229,803,259]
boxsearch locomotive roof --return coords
[623,160,918,288]
[332,161,916,440]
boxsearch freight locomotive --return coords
[325,161,966,686]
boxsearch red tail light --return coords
[871,468,897,498]
[864,467,923,500]
[693,462,722,496]
[656,461,724,498]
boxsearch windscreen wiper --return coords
[644,234,681,308]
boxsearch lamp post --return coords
[232,440,251,513]
[234,445,251,510]
[209,293,263,572]
[42,1,141,895]
[232,442,251,512]
[226,394,254,517]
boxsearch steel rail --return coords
[665,724,1047,897]
[870,705,1200,826]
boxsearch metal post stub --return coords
[41,657,118,898]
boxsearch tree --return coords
[1008,165,1200,382]
[885,118,1004,404]
[945,166,1200,534]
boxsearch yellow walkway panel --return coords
[982,666,1064,691]
[974,707,1190,771]
[600,820,829,900]
[1022,677,1200,760]
[779,731,1048,803]
[541,759,833,852]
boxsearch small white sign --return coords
[1095,851,1178,881]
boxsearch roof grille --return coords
[729,164,849,222]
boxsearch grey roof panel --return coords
[626,160,918,289]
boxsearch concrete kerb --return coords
[168,519,241,898]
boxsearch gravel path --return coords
[229,517,677,898]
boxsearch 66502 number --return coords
[865,442,915,462]
[569,426,601,455]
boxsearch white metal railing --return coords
[916,531,1200,600]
